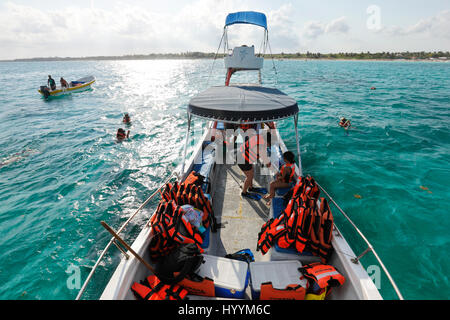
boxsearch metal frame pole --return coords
[294,113,303,176]
[180,113,192,175]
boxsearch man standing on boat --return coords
[238,130,272,199]
[47,75,56,90]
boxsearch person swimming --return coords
[123,113,131,124]
[339,117,351,130]
[0,148,38,168]
[116,128,130,141]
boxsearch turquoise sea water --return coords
[0,59,448,300]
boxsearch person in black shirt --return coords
[48,75,56,90]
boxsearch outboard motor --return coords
[40,86,50,99]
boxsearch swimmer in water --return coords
[339,117,351,130]
[116,128,130,141]
[123,113,131,124]
[0,148,38,168]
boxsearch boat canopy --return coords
[225,11,267,30]
[188,85,298,124]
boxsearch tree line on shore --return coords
[4,51,449,62]
[273,51,450,60]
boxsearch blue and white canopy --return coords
[225,11,267,30]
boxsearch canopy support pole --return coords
[294,114,303,176]
[181,113,192,176]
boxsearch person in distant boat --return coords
[239,132,271,199]
[339,117,351,130]
[48,75,56,90]
[60,77,68,88]
[116,128,130,141]
[264,151,297,205]
[123,113,131,124]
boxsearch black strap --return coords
[143,280,165,300]
[155,255,203,285]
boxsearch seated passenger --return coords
[60,77,69,88]
[264,151,296,205]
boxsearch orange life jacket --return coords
[131,275,188,300]
[240,134,266,164]
[284,176,320,203]
[260,282,306,300]
[302,176,321,199]
[280,163,295,183]
[309,198,334,262]
[294,196,315,253]
[178,275,215,297]
[300,263,345,293]
[184,171,204,187]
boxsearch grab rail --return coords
[314,179,404,300]
[75,171,177,300]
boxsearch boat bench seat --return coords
[191,142,217,251]
[275,186,292,196]
[201,225,211,249]
[272,197,286,218]
[192,142,216,194]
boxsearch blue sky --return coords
[0,0,449,59]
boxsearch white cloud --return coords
[302,16,350,39]
[381,10,450,39]
[0,0,238,59]
[325,17,350,34]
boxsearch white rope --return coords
[206,29,226,88]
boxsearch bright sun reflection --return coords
[114,59,187,99]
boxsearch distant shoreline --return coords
[1,52,449,63]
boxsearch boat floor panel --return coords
[208,164,271,263]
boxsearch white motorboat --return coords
[76,11,402,301]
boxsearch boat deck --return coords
[207,164,272,262]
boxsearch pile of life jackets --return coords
[257,176,334,263]
[131,172,215,301]
[149,171,213,261]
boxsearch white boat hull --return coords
[100,125,381,300]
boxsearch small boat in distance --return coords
[38,75,95,98]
